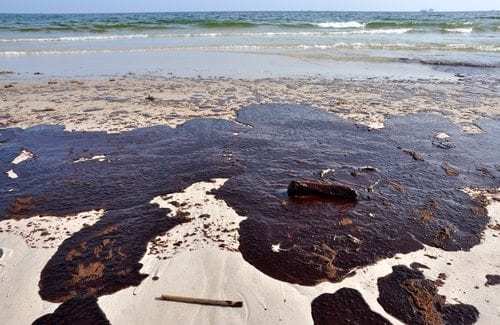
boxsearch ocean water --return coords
[0,11,499,78]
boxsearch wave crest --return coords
[445,28,473,33]
[315,21,365,28]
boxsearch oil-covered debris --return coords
[485,274,500,287]
[287,180,358,201]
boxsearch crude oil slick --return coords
[311,288,391,325]
[377,265,479,325]
[1,104,499,323]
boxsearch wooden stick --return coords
[155,294,243,308]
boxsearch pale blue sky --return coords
[0,0,498,14]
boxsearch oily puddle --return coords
[0,104,499,324]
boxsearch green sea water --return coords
[0,11,499,78]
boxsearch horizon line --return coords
[1,9,499,15]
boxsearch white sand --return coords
[1,76,499,323]
[148,179,245,259]
[99,183,500,325]
[0,210,104,325]
[0,234,59,324]
[367,121,385,129]
[0,210,104,249]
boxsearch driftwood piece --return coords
[155,294,243,308]
[287,180,357,201]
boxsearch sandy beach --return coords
[1,10,500,325]
[2,75,500,325]
[1,76,499,133]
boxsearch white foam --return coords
[271,243,281,253]
[358,28,412,34]
[6,170,18,179]
[435,132,450,140]
[12,150,33,165]
[445,28,473,33]
[0,34,149,43]
[316,21,365,28]
[320,168,335,178]
[2,41,498,58]
[73,155,107,163]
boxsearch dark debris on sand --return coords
[485,274,500,287]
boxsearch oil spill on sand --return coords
[1,104,499,323]
[218,105,499,285]
[33,297,110,325]
[311,288,391,325]
[0,119,243,322]
[377,265,479,325]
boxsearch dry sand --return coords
[148,179,245,259]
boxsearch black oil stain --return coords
[485,274,500,286]
[1,119,242,322]
[312,288,392,325]
[38,205,184,303]
[1,104,499,323]
[377,265,479,325]
[217,105,499,285]
[33,297,110,325]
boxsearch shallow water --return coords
[0,11,499,79]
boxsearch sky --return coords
[0,0,499,14]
